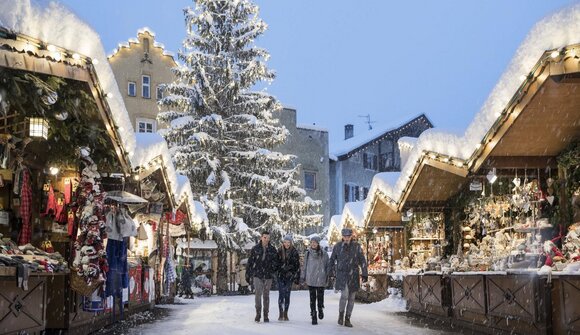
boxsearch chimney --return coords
[344,124,354,140]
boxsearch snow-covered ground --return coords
[126,291,457,335]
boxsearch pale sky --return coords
[59,0,578,146]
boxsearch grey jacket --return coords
[329,241,368,291]
[301,247,329,287]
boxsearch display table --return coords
[0,267,49,334]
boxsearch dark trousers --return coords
[278,277,292,311]
[308,286,324,314]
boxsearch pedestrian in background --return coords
[301,235,329,325]
[277,234,300,321]
[329,228,368,328]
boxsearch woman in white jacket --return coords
[301,236,329,325]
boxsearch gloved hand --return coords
[361,276,368,283]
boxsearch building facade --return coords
[329,114,433,217]
[108,28,176,133]
[273,108,330,230]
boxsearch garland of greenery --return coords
[0,67,119,169]
[557,141,580,226]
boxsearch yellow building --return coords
[108,27,176,133]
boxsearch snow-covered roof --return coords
[398,137,417,170]
[353,3,580,227]
[177,238,217,250]
[326,215,343,243]
[108,27,176,61]
[330,114,432,158]
[133,133,208,228]
[0,1,206,230]
[296,123,329,133]
[0,0,137,159]
[340,201,366,228]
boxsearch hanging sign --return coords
[470,180,483,191]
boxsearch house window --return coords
[136,118,156,133]
[363,152,378,170]
[142,75,151,99]
[363,187,369,200]
[344,183,359,203]
[304,171,316,191]
[156,85,164,101]
[380,152,395,171]
[128,81,136,97]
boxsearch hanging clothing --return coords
[18,169,32,245]
[105,238,128,298]
[63,178,72,204]
[43,185,57,217]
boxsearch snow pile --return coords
[379,287,407,313]
[0,0,137,156]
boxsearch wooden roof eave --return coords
[0,31,131,173]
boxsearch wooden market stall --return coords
[394,43,580,334]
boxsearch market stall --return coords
[353,14,580,332]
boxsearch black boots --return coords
[263,311,269,323]
[255,310,260,323]
[278,307,284,321]
[318,307,324,320]
[283,310,289,321]
[311,311,318,325]
[338,312,344,326]
[344,314,353,328]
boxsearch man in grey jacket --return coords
[329,228,368,328]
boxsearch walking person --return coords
[246,231,279,323]
[301,236,329,325]
[277,235,300,321]
[329,228,368,328]
[180,263,194,299]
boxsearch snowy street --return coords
[123,291,458,335]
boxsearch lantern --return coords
[28,117,49,139]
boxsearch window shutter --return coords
[373,155,378,170]
[363,153,368,168]
[344,184,349,202]
[355,186,360,201]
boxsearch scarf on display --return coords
[18,169,32,245]
[43,184,57,217]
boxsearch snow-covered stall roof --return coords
[330,114,432,158]
[177,238,217,250]
[347,4,580,225]
[133,133,207,228]
[398,137,417,169]
[326,215,343,243]
[340,201,366,229]
[0,0,137,158]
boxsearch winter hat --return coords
[341,228,353,236]
[310,236,321,244]
[283,235,293,243]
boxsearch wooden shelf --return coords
[410,237,444,241]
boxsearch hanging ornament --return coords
[55,111,68,121]
[41,89,58,105]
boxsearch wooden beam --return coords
[482,156,558,169]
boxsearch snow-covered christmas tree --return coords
[159,0,321,292]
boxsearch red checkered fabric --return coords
[18,169,32,245]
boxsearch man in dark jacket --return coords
[246,231,279,323]
[329,228,368,328]
[277,234,300,321]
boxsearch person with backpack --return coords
[301,236,329,325]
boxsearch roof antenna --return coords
[358,114,376,130]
